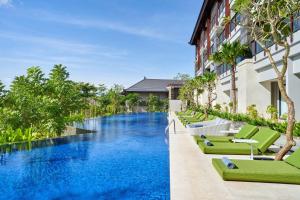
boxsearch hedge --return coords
[195,107,300,136]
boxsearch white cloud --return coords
[31,10,181,43]
[0,31,128,59]
[0,0,12,7]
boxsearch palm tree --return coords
[200,72,217,110]
[179,79,203,108]
[192,77,204,107]
[210,41,249,113]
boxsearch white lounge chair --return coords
[186,118,231,136]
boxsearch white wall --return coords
[237,59,272,116]
[169,100,183,112]
[287,58,300,120]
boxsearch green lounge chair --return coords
[180,113,204,123]
[177,110,193,117]
[183,115,215,126]
[198,127,280,155]
[212,148,300,184]
[194,124,259,143]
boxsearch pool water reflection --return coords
[0,113,170,200]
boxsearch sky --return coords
[0,0,202,88]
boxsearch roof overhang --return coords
[189,0,216,45]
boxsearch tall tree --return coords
[0,81,7,107]
[179,79,200,108]
[174,73,192,81]
[233,0,300,160]
[47,65,83,133]
[210,41,249,113]
[7,67,46,130]
[193,77,204,107]
[125,93,140,112]
[200,72,217,110]
[77,82,97,99]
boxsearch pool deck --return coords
[168,112,300,200]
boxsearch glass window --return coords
[230,19,235,32]
[265,39,274,48]
[211,16,216,30]
[219,0,225,14]
[250,41,256,56]
[256,42,264,54]
[236,56,244,64]
[294,12,300,32]
[236,14,241,23]
[218,30,225,46]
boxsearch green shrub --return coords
[214,104,222,111]
[266,105,278,122]
[247,104,259,119]
[194,106,299,136]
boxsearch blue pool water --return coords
[0,113,170,200]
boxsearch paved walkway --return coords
[168,112,300,200]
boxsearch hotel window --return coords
[210,43,217,55]
[218,29,225,46]
[294,12,300,32]
[265,39,274,48]
[255,42,264,54]
[230,14,241,33]
[250,41,264,56]
[211,4,218,30]
[219,0,225,15]
[217,64,230,76]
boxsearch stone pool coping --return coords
[168,112,300,200]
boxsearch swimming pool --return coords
[0,113,170,200]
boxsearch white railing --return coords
[165,119,176,135]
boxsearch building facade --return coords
[190,0,300,120]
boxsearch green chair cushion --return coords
[285,148,300,169]
[194,135,233,143]
[177,110,192,116]
[212,158,300,184]
[193,124,259,143]
[251,127,280,153]
[235,124,259,139]
[198,142,259,155]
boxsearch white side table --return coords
[220,129,240,135]
[232,139,258,160]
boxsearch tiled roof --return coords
[125,78,185,93]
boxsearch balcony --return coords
[294,64,300,75]
[210,24,224,39]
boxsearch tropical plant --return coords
[247,104,259,119]
[0,81,7,107]
[178,79,198,107]
[106,85,125,114]
[233,0,300,160]
[200,72,217,109]
[46,65,84,134]
[192,77,204,106]
[125,93,140,112]
[196,107,300,137]
[214,104,221,111]
[210,41,250,113]
[174,73,192,81]
[147,94,168,112]
[267,105,278,122]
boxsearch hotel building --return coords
[189,0,300,120]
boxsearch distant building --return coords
[189,0,300,119]
[124,77,185,100]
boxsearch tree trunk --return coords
[275,75,296,160]
[208,86,212,110]
[230,65,237,113]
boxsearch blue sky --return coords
[0,0,202,87]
